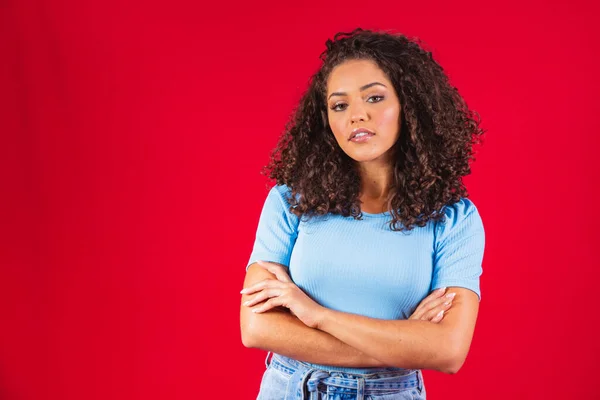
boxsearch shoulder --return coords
[438,197,481,226]
[269,183,293,199]
[266,184,297,208]
[263,184,300,223]
[435,197,484,240]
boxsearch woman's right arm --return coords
[240,263,387,368]
[241,186,452,365]
[240,186,383,366]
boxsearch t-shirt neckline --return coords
[360,210,392,218]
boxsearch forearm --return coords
[317,308,457,373]
[241,308,388,368]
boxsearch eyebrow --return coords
[327,82,388,100]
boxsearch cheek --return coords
[328,118,347,144]
[379,106,401,130]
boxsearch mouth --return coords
[349,128,375,141]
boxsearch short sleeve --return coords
[246,184,300,272]
[432,198,485,301]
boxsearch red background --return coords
[1,0,599,399]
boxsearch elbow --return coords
[241,320,259,348]
[240,312,263,348]
[437,336,469,374]
[241,329,256,348]
[440,347,468,375]
[440,357,463,375]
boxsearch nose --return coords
[350,101,368,123]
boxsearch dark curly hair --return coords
[262,28,486,231]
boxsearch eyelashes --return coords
[330,95,385,112]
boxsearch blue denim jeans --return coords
[256,351,427,400]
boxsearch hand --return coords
[241,260,326,329]
[408,287,456,323]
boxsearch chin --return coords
[347,153,387,163]
[342,146,384,161]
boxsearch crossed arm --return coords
[240,264,480,374]
[240,264,388,368]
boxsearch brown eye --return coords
[367,95,384,103]
[331,103,347,111]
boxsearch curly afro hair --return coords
[262,27,486,232]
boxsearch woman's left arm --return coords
[315,287,479,374]
[244,260,481,374]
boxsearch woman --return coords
[240,28,486,400]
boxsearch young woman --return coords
[240,28,486,400]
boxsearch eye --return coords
[329,95,385,112]
[367,95,384,103]
[331,103,347,111]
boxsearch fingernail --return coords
[438,287,447,293]
[243,301,250,306]
[445,292,456,299]
[240,289,248,294]
[437,310,444,318]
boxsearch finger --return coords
[257,260,292,283]
[431,310,444,322]
[412,296,452,321]
[240,284,264,296]
[411,287,446,319]
[424,298,454,321]
[419,291,455,315]
[241,278,281,295]
[243,288,282,307]
[263,261,293,283]
[419,287,447,307]
[252,297,281,313]
[410,288,447,318]
[430,292,455,309]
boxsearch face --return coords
[325,59,401,165]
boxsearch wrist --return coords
[314,306,332,330]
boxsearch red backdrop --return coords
[1,0,599,399]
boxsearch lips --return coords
[349,128,375,141]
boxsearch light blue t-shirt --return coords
[246,184,485,374]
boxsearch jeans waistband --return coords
[265,351,423,400]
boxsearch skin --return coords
[240,59,480,373]
[240,263,390,368]
[242,263,476,373]
[326,59,401,213]
[240,264,455,369]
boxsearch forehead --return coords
[326,59,390,92]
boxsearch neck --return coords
[356,158,394,200]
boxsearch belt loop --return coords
[356,377,365,400]
[417,369,424,394]
[285,367,313,400]
[264,351,272,368]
